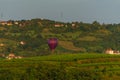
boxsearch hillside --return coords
[59,41,84,51]
[0,19,120,56]
[1,53,120,79]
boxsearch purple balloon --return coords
[48,38,58,51]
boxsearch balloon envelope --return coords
[48,38,58,51]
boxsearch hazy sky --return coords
[0,0,120,23]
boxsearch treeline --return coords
[0,19,120,56]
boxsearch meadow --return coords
[0,53,120,80]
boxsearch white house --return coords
[105,49,114,54]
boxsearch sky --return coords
[0,0,120,23]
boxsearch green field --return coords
[0,53,120,80]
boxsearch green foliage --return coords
[0,54,120,79]
[1,18,120,55]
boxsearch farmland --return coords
[1,53,120,80]
[1,19,120,79]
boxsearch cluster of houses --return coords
[0,20,30,27]
[105,48,120,54]
[6,53,22,60]
[0,53,22,60]
[54,23,77,28]
[0,19,79,29]
[0,21,19,26]
[0,41,25,60]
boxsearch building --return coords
[105,48,114,54]
[0,21,7,25]
[0,21,13,26]
[20,41,25,45]
[14,21,19,25]
[54,24,64,27]
[6,53,22,60]
[105,48,120,54]
[0,43,4,47]
[6,53,15,60]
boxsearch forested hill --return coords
[0,19,120,56]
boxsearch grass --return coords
[58,41,85,51]
[25,53,120,61]
[0,53,120,79]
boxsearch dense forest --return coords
[0,18,120,56]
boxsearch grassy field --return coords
[59,41,84,51]
[1,53,120,80]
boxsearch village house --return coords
[7,53,15,59]
[54,24,64,27]
[14,21,19,25]
[105,48,120,54]
[20,41,25,45]
[0,21,7,25]
[105,48,114,54]
[71,22,79,29]
[0,43,4,47]
[6,53,22,60]
[7,22,13,26]
[72,23,76,27]
[0,21,13,26]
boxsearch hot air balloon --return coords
[47,38,58,53]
